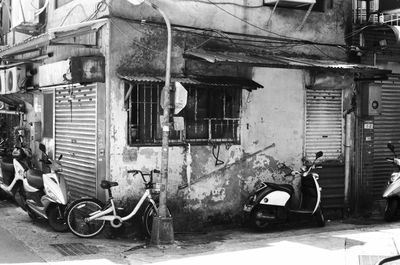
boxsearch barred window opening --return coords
[126,82,241,145]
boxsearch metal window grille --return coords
[126,82,241,145]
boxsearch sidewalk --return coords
[1,199,400,265]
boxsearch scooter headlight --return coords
[390,174,400,183]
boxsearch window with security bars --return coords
[126,82,241,145]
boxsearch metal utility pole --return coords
[127,0,174,245]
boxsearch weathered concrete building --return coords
[0,0,389,231]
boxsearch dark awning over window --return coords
[117,74,263,90]
[184,49,391,75]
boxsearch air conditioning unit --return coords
[0,70,6,95]
[5,67,26,94]
[11,0,40,30]
[264,0,316,8]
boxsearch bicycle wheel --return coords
[67,198,105,238]
[142,203,171,238]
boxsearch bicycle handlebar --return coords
[127,169,160,184]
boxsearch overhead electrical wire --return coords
[202,0,349,55]
[191,0,264,8]
[204,0,313,41]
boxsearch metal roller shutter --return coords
[372,75,400,198]
[305,88,343,161]
[55,84,97,199]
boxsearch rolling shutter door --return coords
[55,84,97,199]
[305,88,343,161]
[372,76,400,198]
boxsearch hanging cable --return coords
[210,140,224,166]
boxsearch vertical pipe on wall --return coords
[344,113,352,213]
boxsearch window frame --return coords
[125,82,242,146]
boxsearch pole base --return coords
[150,216,174,246]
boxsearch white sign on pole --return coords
[174,82,187,114]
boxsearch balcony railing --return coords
[353,0,400,25]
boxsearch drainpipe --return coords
[344,113,352,215]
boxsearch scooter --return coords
[0,138,13,199]
[0,135,32,204]
[22,143,68,232]
[383,143,400,222]
[243,151,325,230]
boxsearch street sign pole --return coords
[149,3,174,246]
[127,0,174,246]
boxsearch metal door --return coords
[55,84,97,199]
[372,75,400,198]
[305,88,343,161]
[305,88,345,213]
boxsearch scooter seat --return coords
[27,169,44,189]
[100,180,118,190]
[265,182,294,195]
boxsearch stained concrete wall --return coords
[6,0,353,230]
[110,0,351,59]
[106,15,308,228]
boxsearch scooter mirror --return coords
[39,143,46,153]
[315,151,323,159]
[58,154,63,161]
[388,143,395,153]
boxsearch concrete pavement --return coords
[1,199,400,265]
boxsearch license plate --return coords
[243,205,253,212]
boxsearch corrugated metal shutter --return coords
[55,84,97,199]
[372,75,400,198]
[305,88,343,161]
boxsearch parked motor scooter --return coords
[22,143,68,232]
[382,143,400,222]
[0,138,13,199]
[0,134,32,206]
[243,151,325,230]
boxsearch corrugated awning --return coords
[184,49,391,75]
[0,18,107,58]
[117,74,263,90]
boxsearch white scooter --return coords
[383,143,400,222]
[22,143,68,232]
[243,151,325,230]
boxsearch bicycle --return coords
[66,169,169,238]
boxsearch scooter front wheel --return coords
[48,205,68,232]
[384,198,398,222]
[14,185,27,211]
[314,207,326,227]
[66,198,105,238]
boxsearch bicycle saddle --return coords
[100,180,118,189]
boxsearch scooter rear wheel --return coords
[250,205,273,230]
[67,198,105,238]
